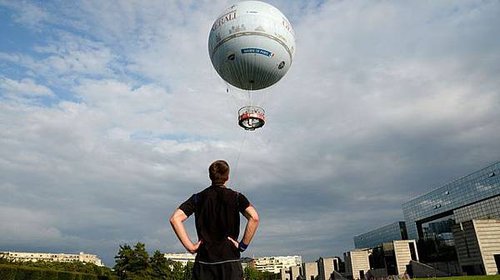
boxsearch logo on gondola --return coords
[241,48,273,57]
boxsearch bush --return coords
[0,265,17,280]
[0,264,112,280]
[58,271,76,280]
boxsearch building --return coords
[302,262,318,280]
[280,265,300,280]
[401,161,500,275]
[254,255,302,274]
[0,251,103,266]
[354,221,408,249]
[452,219,500,275]
[402,161,500,240]
[164,252,195,266]
[370,240,419,277]
[318,257,340,280]
[344,249,371,280]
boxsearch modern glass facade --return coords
[353,221,408,249]
[454,195,500,223]
[402,161,500,240]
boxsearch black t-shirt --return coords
[179,185,250,263]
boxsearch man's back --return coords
[179,185,250,263]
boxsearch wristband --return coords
[238,241,248,252]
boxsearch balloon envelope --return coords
[208,1,296,91]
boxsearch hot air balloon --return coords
[208,1,295,130]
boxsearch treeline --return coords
[113,242,191,280]
[0,257,114,276]
[0,242,279,280]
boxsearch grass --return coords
[415,276,500,280]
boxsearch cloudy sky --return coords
[1,0,500,266]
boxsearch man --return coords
[170,160,259,280]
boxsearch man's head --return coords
[209,160,230,185]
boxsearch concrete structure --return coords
[354,222,408,249]
[0,251,103,266]
[402,161,500,240]
[254,255,302,274]
[164,252,195,266]
[302,261,318,280]
[318,257,338,280]
[280,266,300,280]
[452,219,500,275]
[393,240,419,275]
[344,249,371,280]
[367,240,419,277]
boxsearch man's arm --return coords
[169,208,201,254]
[228,205,259,250]
[241,205,259,245]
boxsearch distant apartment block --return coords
[164,252,195,266]
[354,221,408,249]
[254,255,302,274]
[0,251,103,266]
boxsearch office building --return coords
[354,221,408,249]
[0,251,103,266]
[402,161,500,240]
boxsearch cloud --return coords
[0,0,499,265]
[0,77,54,97]
[0,0,49,30]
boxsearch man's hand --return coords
[187,240,202,254]
[227,236,239,248]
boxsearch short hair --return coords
[209,160,230,185]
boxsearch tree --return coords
[183,261,194,280]
[114,242,151,280]
[150,250,173,280]
[244,266,260,280]
[170,261,185,280]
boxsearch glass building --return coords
[402,161,500,240]
[354,221,408,249]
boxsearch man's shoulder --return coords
[224,186,245,196]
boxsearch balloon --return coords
[208,1,296,91]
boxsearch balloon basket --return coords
[238,106,265,131]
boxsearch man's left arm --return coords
[170,208,201,254]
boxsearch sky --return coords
[1,0,500,267]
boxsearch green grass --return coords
[415,276,500,280]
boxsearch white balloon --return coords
[208,1,296,91]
